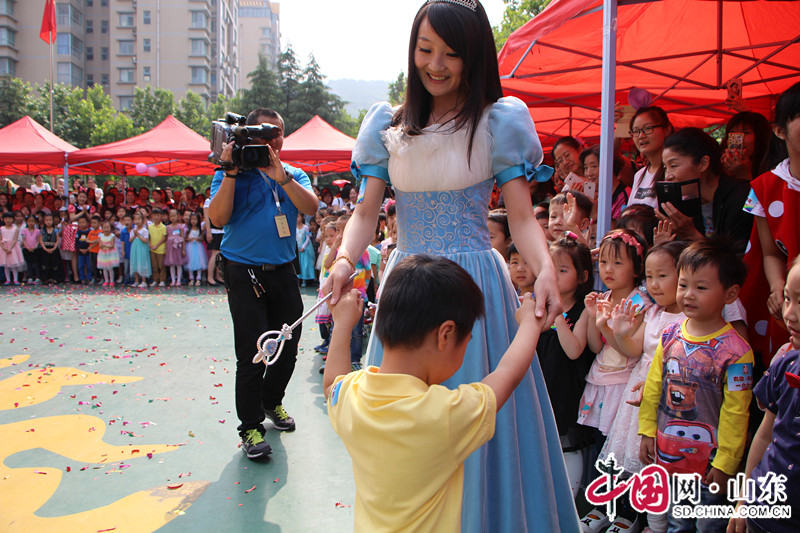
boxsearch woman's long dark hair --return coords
[394,1,503,160]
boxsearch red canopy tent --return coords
[498,0,800,143]
[67,115,215,176]
[280,115,356,174]
[0,116,78,175]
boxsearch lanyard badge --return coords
[261,169,291,238]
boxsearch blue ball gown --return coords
[351,97,580,532]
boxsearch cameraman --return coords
[209,108,318,460]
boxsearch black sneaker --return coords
[264,405,296,431]
[241,428,272,460]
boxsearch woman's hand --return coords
[653,220,676,247]
[721,148,751,179]
[532,267,563,326]
[657,202,702,241]
[323,257,356,305]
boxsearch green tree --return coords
[387,71,406,105]
[129,85,175,132]
[175,90,208,136]
[90,113,138,146]
[292,54,347,133]
[0,77,36,128]
[493,0,551,51]
[277,46,303,129]
[237,54,280,116]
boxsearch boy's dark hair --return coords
[550,236,594,300]
[91,214,101,221]
[551,191,593,220]
[385,202,396,217]
[507,243,519,258]
[677,237,746,289]
[151,207,162,215]
[375,255,484,349]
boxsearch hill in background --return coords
[328,79,390,116]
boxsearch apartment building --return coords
[237,0,279,91]
[2,0,268,110]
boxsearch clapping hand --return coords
[653,220,676,247]
[584,292,600,318]
[595,295,613,330]
[612,298,639,337]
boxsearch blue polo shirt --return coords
[209,164,311,265]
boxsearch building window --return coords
[56,33,69,55]
[101,0,107,6]
[119,12,134,27]
[191,67,207,84]
[86,0,93,7]
[119,96,134,110]
[57,4,83,26]
[101,20,108,33]
[143,10,151,24]
[190,39,207,56]
[260,27,271,39]
[101,46,108,60]
[190,11,207,29]
[57,62,83,86]
[119,40,134,55]
[143,66,151,81]
[56,4,69,26]
[119,68,134,83]
[86,20,93,34]
[101,73,108,86]
[56,34,83,58]
[86,73,94,86]
[0,57,15,76]
[143,38,151,52]
[86,46,93,60]
[0,0,14,16]
[0,27,15,47]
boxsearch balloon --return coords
[147,166,159,177]
[627,88,653,111]
[135,162,147,174]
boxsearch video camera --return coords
[209,112,281,171]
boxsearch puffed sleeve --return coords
[489,96,554,186]
[350,102,393,186]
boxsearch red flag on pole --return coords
[40,0,57,44]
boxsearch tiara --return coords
[426,0,478,12]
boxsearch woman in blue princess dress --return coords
[325,1,579,531]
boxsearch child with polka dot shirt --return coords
[741,81,800,366]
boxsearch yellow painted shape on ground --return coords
[0,355,29,369]
[0,415,207,532]
[0,367,142,410]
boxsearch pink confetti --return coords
[245,485,256,493]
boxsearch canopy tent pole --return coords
[597,0,618,248]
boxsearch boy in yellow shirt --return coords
[325,255,546,533]
[148,207,167,286]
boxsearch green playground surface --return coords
[0,284,355,532]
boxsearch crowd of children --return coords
[321,81,800,533]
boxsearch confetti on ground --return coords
[335,502,351,508]
[244,485,256,493]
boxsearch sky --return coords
[278,0,509,81]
